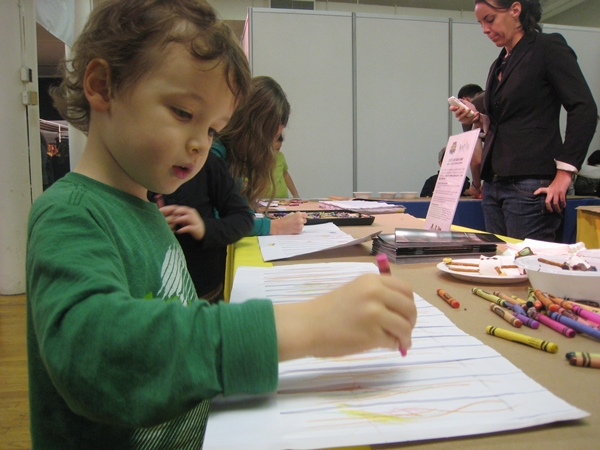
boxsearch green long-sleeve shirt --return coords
[26,173,278,449]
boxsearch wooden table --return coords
[232,211,600,450]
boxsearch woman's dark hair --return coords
[474,0,542,33]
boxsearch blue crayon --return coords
[549,312,600,341]
[504,302,527,317]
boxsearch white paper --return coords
[319,200,403,214]
[258,223,379,261]
[205,263,588,450]
[425,129,480,231]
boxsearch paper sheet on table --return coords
[204,262,588,450]
[319,200,403,214]
[258,222,380,261]
[505,238,586,256]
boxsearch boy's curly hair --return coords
[51,0,251,133]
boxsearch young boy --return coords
[26,1,417,448]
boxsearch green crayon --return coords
[472,288,507,307]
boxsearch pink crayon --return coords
[561,310,600,331]
[572,304,600,326]
[375,254,407,356]
[535,312,576,338]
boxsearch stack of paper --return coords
[204,263,587,450]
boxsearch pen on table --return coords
[436,289,460,308]
[489,303,522,328]
[376,254,407,357]
[486,325,559,353]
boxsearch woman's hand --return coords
[534,170,572,212]
[450,98,481,126]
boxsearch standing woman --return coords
[211,76,307,235]
[452,0,597,241]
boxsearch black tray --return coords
[266,210,375,226]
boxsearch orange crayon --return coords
[437,289,460,309]
[569,353,600,369]
[533,290,557,312]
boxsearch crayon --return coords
[550,312,600,341]
[565,351,600,360]
[503,301,527,317]
[376,253,391,275]
[571,304,600,326]
[493,291,525,306]
[568,354,600,369]
[489,303,523,328]
[509,294,529,305]
[547,294,573,311]
[560,310,600,331]
[436,289,460,308]
[154,193,165,208]
[472,288,507,307]
[524,290,543,311]
[533,289,557,312]
[513,312,540,329]
[570,302,600,314]
[534,312,576,338]
[376,254,406,356]
[486,325,558,353]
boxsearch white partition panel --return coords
[246,8,354,198]
[355,14,450,194]
[450,20,501,136]
[542,25,600,160]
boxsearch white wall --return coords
[245,9,354,197]
[245,8,600,198]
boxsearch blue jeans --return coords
[482,177,563,242]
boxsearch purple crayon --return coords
[550,312,600,341]
[514,312,540,329]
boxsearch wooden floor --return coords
[0,294,31,449]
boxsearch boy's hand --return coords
[270,211,308,235]
[159,204,206,240]
[274,274,416,361]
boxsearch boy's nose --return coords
[188,134,210,155]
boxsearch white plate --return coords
[437,258,529,284]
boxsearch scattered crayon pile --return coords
[469,287,600,363]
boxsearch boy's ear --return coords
[84,58,112,111]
